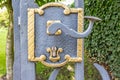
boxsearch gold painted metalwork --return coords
[27,2,83,67]
[46,46,63,62]
[33,2,82,15]
[28,8,35,61]
[77,8,83,59]
[47,20,62,35]
[34,55,69,67]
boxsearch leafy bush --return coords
[0,10,9,28]
[85,0,120,79]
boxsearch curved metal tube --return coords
[48,16,101,38]
[48,68,61,80]
[94,63,110,80]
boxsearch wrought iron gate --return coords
[12,0,110,80]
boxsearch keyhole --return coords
[52,47,57,57]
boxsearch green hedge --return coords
[85,0,120,78]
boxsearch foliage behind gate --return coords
[85,0,120,78]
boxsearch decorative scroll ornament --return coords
[47,20,62,35]
[46,46,63,62]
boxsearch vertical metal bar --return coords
[75,0,84,8]
[74,0,84,80]
[12,0,21,80]
[20,0,36,80]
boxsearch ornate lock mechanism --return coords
[27,3,100,67]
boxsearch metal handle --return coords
[47,16,101,38]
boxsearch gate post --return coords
[19,0,37,80]
[13,0,37,80]
[12,0,21,80]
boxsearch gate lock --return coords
[27,3,101,67]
